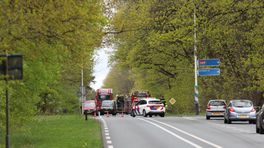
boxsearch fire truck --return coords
[94,88,113,115]
[130,91,150,117]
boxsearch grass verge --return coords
[0,114,102,148]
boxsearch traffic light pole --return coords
[194,3,199,115]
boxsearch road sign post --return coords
[0,54,23,148]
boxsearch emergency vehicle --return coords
[94,88,113,115]
[130,91,150,117]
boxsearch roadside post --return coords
[0,54,23,148]
[197,58,220,115]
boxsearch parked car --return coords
[256,104,264,134]
[82,100,96,120]
[224,100,256,124]
[133,98,165,117]
[206,100,226,120]
[83,100,96,114]
[101,100,117,115]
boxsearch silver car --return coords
[224,100,256,124]
[206,100,226,120]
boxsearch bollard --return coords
[121,111,124,117]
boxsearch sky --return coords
[90,47,112,90]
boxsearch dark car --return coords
[224,100,256,124]
[256,104,264,134]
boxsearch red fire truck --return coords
[94,88,113,115]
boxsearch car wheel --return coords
[249,121,255,124]
[227,118,232,124]
[259,125,264,134]
[149,115,152,117]
[143,110,147,117]
[131,110,136,117]
[256,126,260,133]
[206,116,210,120]
[160,113,165,117]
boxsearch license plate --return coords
[212,112,222,115]
[239,115,248,118]
[151,107,157,110]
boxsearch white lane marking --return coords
[148,118,223,148]
[100,116,108,129]
[139,118,202,148]
[100,116,114,147]
[107,140,112,144]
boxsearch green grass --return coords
[0,114,102,148]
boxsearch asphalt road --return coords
[99,115,264,148]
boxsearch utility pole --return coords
[81,69,84,102]
[194,2,199,115]
[80,69,84,114]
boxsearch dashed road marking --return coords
[100,116,114,148]
[107,140,112,144]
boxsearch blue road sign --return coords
[198,59,220,66]
[198,68,220,76]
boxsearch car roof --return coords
[230,99,251,102]
[208,100,226,102]
[141,98,160,101]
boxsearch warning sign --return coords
[169,98,176,105]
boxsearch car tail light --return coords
[223,105,226,109]
[207,105,211,110]
[251,108,256,112]
[229,107,235,112]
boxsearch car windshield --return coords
[233,101,252,107]
[102,101,113,106]
[209,101,225,106]
[149,100,162,104]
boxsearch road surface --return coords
[99,115,264,148]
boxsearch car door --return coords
[135,100,142,115]
[139,100,147,114]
